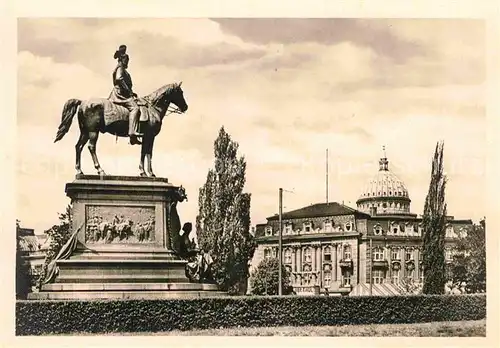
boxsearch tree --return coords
[16,220,31,299]
[37,204,73,289]
[421,141,447,294]
[450,219,486,293]
[250,257,291,296]
[196,127,256,294]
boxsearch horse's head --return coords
[146,82,189,114]
[175,185,188,203]
[170,82,188,113]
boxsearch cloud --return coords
[214,19,425,63]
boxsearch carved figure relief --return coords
[85,205,155,243]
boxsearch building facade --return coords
[17,225,48,292]
[251,154,472,296]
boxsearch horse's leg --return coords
[139,138,147,177]
[87,131,106,175]
[75,131,89,175]
[146,135,156,177]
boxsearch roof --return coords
[18,235,41,252]
[267,202,369,221]
[357,157,410,202]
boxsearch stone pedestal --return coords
[28,175,226,300]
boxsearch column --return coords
[297,246,302,273]
[414,248,419,282]
[333,243,338,281]
[401,248,405,281]
[320,244,324,288]
[316,244,321,285]
[387,246,392,282]
[311,244,316,272]
[291,246,296,273]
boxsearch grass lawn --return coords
[100,319,485,336]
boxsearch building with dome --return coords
[251,152,473,296]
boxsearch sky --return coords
[16,18,486,234]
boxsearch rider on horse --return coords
[108,45,142,145]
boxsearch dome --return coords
[356,155,411,216]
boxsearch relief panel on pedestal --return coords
[85,205,156,244]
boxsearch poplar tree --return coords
[421,141,447,294]
[196,127,256,294]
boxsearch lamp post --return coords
[278,188,283,296]
[369,237,373,296]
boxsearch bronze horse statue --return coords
[54,82,188,177]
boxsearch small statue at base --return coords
[178,222,214,283]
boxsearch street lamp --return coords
[278,188,283,296]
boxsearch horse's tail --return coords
[54,98,82,143]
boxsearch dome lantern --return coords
[356,147,411,216]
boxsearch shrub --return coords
[250,257,291,295]
[16,294,486,335]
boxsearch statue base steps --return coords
[28,289,227,300]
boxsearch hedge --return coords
[16,294,486,335]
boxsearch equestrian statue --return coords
[54,44,188,177]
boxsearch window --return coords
[373,269,384,284]
[304,222,312,233]
[323,246,332,262]
[382,202,387,208]
[413,224,419,234]
[304,247,312,263]
[284,249,292,264]
[445,249,453,261]
[342,270,351,286]
[324,220,333,232]
[391,248,400,260]
[264,248,271,259]
[400,224,406,232]
[392,269,400,284]
[446,225,455,238]
[373,247,384,261]
[406,269,415,281]
[284,223,293,235]
[345,222,353,232]
[324,271,332,287]
[419,269,424,283]
[343,245,352,260]
[303,273,311,286]
[265,226,272,236]
[405,249,413,261]
[373,225,383,235]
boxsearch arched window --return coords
[284,249,292,264]
[373,247,384,261]
[405,248,413,261]
[343,245,352,260]
[345,222,353,232]
[323,246,332,261]
[373,225,383,235]
[391,247,400,260]
[265,226,273,236]
[303,247,312,263]
[324,271,332,287]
